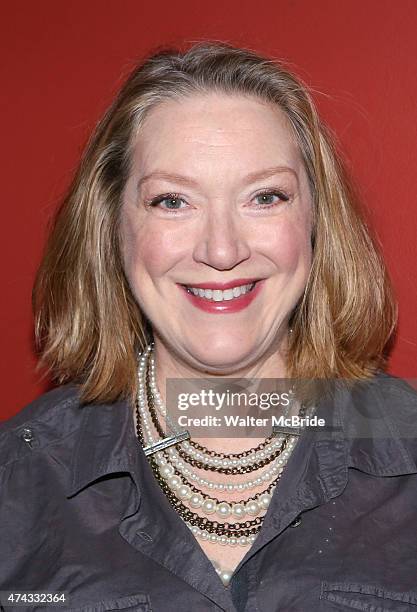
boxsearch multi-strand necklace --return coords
[134,343,308,586]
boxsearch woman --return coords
[1,42,417,612]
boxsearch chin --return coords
[184,339,258,374]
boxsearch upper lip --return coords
[180,278,260,290]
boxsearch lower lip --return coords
[179,281,264,314]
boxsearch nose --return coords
[192,205,251,271]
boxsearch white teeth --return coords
[223,289,234,301]
[186,282,255,302]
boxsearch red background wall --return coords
[1,0,417,420]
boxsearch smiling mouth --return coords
[184,282,256,302]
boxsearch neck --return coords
[148,330,290,416]
[139,334,295,462]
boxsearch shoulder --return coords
[346,371,417,471]
[353,370,417,420]
[0,384,84,471]
[374,371,417,453]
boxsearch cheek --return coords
[261,220,312,273]
[120,213,185,281]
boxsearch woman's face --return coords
[121,93,313,373]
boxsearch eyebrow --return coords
[136,165,298,191]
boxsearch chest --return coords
[10,466,417,612]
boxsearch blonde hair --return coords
[33,42,397,402]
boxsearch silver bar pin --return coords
[143,430,190,456]
[272,425,302,437]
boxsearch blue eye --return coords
[148,193,187,210]
[254,190,290,206]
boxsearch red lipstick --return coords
[178,279,265,314]
[180,278,259,290]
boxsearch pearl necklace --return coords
[135,345,301,524]
[138,349,292,471]
[137,349,298,519]
[156,446,285,491]
[135,344,307,586]
[146,351,291,468]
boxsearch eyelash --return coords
[145,189,291,213]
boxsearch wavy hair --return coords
[33,42,397,402]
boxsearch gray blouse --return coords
[1,373,417,611]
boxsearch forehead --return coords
[131,93,304,179]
